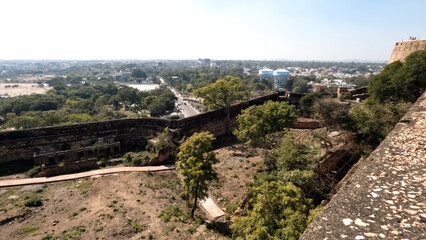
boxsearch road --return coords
[0,165,176,187]
[160,77,200,118]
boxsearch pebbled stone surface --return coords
[301,92,426,240]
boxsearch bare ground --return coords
[0,142,265,240]
[0,171,220,240]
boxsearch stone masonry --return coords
[388,40,426,64]
[301,91,426,239]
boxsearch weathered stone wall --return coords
[0,118,168,163]
[388,40,426,64]
[0,92,315,164]
[300,91,426,239]
[0,92,284,163]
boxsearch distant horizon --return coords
[1,0,424,62]
[0,58,388,63]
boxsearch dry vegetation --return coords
[0,171,220,240]
[0,142,266,240]
[0,130,348,239]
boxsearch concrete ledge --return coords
[301,91,426,239]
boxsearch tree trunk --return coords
[225,106,231,135]
[191,183,199,219]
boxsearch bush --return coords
[25,166,41,178]
[41,234,53,240]
[158,206,188,222]
[92,141,108,158]
[132,157,142,166]
[168,115,180,119]
[24,196,42,207]
[18,226,39,234]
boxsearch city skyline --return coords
[1,0,425,61]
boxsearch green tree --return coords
[231,181,313,240]
[233,101,298,147]
[368,61,403,103]
[312,98,352,131]
[350,101,411,147]
[64,113,93,123]
[176,132,219,218]
[368,50,426,103]
[300,92,322,116]
[399,50,426,101]
[193,76,249,135]
[131,69,147,79]
[154,127,175,153]
[291,78,308,93]
[5,115,41,129]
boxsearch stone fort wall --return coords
[388,39,426,64]
[0,92,315,164]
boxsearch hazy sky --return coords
[1,0,425,61]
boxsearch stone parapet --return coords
[301,91,426,239]
[388,40,426,64]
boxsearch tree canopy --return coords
[312,98,353,131]
[193,76,248,110]
[231,181,314,240]
[300,92,322,116]
[193,76,249,134]
[176,131,219,218]
[368,50,426,103]
[131,69,147,79]
[233,100,298,147]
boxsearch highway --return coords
[160,77,200,118]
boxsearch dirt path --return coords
[0,165,175,187]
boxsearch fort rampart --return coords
[388,39,426,64]
[0,91,316,164]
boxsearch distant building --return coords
[259,68,290,89]
[198,58,211,65]
[273,69,290,89]
[114,72,131,82]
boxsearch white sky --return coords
[1,0,425,61]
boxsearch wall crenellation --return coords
[388,39,426,64]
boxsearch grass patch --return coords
[127,218,146,233]
[124,151,156,166]
[24,195,42,207]
[70,212,78,218]
[79,207,87,211]
[158,206,188,222]
[18,226,39,234]
[41,234,53,240]
[77,181,92,189]
[225,202,239,215]
[63,226,85,238]
[25,166,41,178]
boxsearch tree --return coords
[233,100,298,147]
[5,115,41,129]
[350,101,411,147]
[291,77,309,93]
[230,181,313,240]
[131,69,147,79]
[368,50,426,103]
[368,61,403,103]
[312,98,352,131]
[176,132,219,218]
[300,92,322,116]
[399,50,426,101]
[193,76,249,135]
